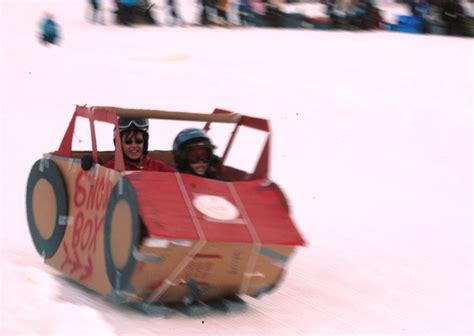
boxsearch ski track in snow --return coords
[1,0,472,335]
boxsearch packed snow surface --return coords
[1,0,472,334]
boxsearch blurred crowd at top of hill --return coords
[95,0,474,35]
[38,0,474,46]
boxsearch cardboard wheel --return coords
[104,177,140,290]
[26,159,68,258]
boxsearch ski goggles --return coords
[187,146,213,164]
[117,117,149,131]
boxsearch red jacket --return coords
[104,155,176,172]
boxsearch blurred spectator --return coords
[409,0,431,32]
[440,0,467,35]
[425,3,446,33]
[167,0,185,25]
[346,0,368,29]
[116,0,138,26]
[88,0,105,24]
[264,0,284,27]
[466,0,474,17]
[330,0,353,28]
[40,12,60,45]
[326,0,337,18]
[250,0,267,26]
[239,0,253,25]
[326,0,339,27]
[114,0,158,25]
[216,0,230,24]
[199,0,213,25]
[138,0,159,24]
[463,1,474,36]
[367,3,383,29]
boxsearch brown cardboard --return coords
[33,178,57,239]
[129,241,295,303]
[45,156,120,297]
[37,154,298,305]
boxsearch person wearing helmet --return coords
[104,117,175,172]
[173,128,219,179]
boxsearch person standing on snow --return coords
[239,0,253,26]
[249,0,266,26]
[199,0,212,25]
[216,0,230,25]
[116,0,138,26]
[105,117,176,172]
[167,0,185,25]
[40,12,60,45]
[88,0,105,24]
[173,128,220,179]
[408,0,431,32]
[440,0,467,35]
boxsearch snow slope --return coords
[1,0,472,334]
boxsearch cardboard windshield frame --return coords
[57,105,126,171]
[203,109,271,180]
[58,105,270,177]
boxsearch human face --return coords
[121,131,144,161]
[189,161,209,176]
[187,146,212,176]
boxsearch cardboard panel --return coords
[38,157,300,304]
[180,175,254,243]
[233,181,305,246]
[128,172,305,245]
[129,239,297,303]
[46,157,121,296]
[130,240,196,301]
[247,245,295,296]
[127,172,200,241]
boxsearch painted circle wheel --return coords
[104,177,140,290]
[26,159,68,259]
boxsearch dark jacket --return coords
[442,0,465,21]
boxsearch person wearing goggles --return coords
[173,128,219,179]
[104,117,175,172]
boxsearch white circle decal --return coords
[192,195,240,221]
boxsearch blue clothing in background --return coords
[118,0,137,6]
[40,17,59,44]
[42,18,57,36]
[239,0,251,13]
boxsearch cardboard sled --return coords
[26,105,305,306]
